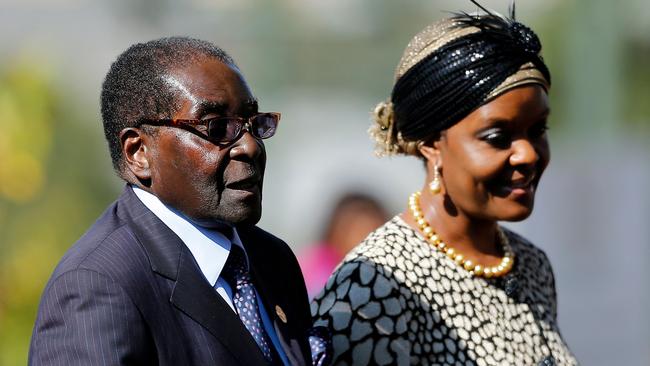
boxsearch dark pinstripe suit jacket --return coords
[29,186,313,366]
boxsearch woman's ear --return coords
[418,139,442,170]
[120,127,151,181]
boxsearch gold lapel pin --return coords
[275,305,287,323]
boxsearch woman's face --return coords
[432,85,550,222]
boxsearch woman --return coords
[311,4,578,366]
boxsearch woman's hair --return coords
[370,2,551,157]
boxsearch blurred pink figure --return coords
[299,193,388,298]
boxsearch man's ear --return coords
[120,127,151,181]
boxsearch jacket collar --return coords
[239,229,311,366]
[117,185,181,279]
[116,185,275,365]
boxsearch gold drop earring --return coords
[429,164,442,194]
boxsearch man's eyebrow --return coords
[243,98,259,111]
[194,100,228,116]
[192,98,259,117]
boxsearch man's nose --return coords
[509,139,539,166]
[229,129,263,160]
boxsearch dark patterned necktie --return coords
[222,245,275,362]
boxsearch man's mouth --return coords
[226,176,261,190]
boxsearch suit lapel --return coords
[119,186,271,366]
[239,228,309,366]
[170,247,270,366]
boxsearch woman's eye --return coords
[530,123,549,138]
[481,130,511,149]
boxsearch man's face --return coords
[144,58,266,226]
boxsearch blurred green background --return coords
[1,0,648,365]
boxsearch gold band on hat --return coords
[486,62,549,101]
[395,19,480,81]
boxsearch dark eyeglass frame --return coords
[138,112,281,144]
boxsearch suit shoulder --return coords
[50,200,147,283]
[246,225,286,245]
[243,225,294,255]
[242,225,303,280]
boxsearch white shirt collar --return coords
[132,185,245,286]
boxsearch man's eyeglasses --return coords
[139,112,281,144]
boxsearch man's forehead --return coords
[162,74,199,105]
[165,58,242,87]
[161,60,257,115]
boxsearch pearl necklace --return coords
[408,191,514,278]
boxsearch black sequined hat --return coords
[370,1,551,157]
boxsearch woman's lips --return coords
[493,174,536,197]
[508,184,534,197]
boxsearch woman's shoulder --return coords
[501,226,553,268]
[311,221,415,365]
[342,215,430,266]
[311,217,415,314]
[501,226,557,305]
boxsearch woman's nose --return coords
[509,139,539,166]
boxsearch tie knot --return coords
[222,245,250,287]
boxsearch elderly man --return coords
[29,37,317,366]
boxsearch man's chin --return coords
[225,212,261,228]
[218,205,262,227]
[208,189,262,225]
[186,201,261,228]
